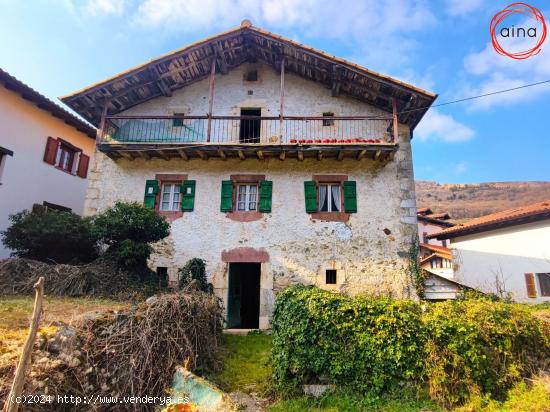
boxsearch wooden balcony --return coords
[99,115,399,161]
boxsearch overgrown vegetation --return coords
[271,285,550,408]
[1,209,98,263]
[178,258,212,292]
[0,202,171,298]
[92,201,170,271]
[407,238,426,298]
[0,290,223,411]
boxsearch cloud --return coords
[462,13,550,109]
[86,0,127,15]
[445,0,484,16]
[415,109,475,143]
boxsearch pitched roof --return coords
[417,214,455,228]
[420,243,452,262]
[61,21,437,129]
[429,199,550,240]
[0,68,96,139]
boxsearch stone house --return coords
[62,22,436,329]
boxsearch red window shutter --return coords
[525,273,537,298]
[43,136,58,165]
[77,153,90,178]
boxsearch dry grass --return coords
[0,296,128,369]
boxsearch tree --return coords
[1,209,98,263]
[92,202,170,270]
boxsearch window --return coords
[319,183,341,212]
[160,183,181,211]
[0,146,13,184]
[173,112,185,127]
[237,184,258,211]
[245,70,258,81]
[326,269,337,284]
[537,273,550,297]
[55,143,77,172]
[322,112,335,126]
[157,267,168,288]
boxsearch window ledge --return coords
[310,212,350,223]
[158,210,183,222]
[54,165,78,177]
[226,211,263,222]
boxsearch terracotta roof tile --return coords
[429,199,550,240]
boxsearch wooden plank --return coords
[279,58,285,140]
[218,149,227,159]
[156,150,169,160]
[97,103,108,144]
[317,150,323,161]
[120,151,135,161]
[392,97,398,142]
[5,277,44,412]
[297,150,304,161]
[256,150,264,160]
[237,150,245,160]
[138,151,151,160]
[206,58,216,142]
[337,150,344,161]
[279,151,286,160]
[331,65,341,97]
[177,149,189,160]
[357,149,367,160]
[375,150,382,161]
[196,150,208,160]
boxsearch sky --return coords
[0,0,549,184]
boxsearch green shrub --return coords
[271,285,425,395]
[178,258,212,292]
[1,209,98,263]
[423,299,550,407]
[92,202,170,270]
[271,285,550,407]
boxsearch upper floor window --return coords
[43,137,89,178]
[245,70,258,82]
[160,183,181,211]
[56,143,77,173]
[237,184,258,211]
[319,183,341,212]
[322,112,335,126]
[0,146,14,184]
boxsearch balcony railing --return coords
[102,115,394,145]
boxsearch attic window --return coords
[245,70,258,82]
[322,112,334,126]
[326,269,337,284]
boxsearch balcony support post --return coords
[97,102,108,144]
[207,59,216,142]
[391,97,398,142]
[279,58,285,143]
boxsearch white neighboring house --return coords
[429,200,550,303]
[0,68,96,258]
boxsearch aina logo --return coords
[490,2,547,59]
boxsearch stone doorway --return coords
[227,263,261,329]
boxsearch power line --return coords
[399,79,550,116]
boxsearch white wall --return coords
[451,220,550,303]
[0,86,95,258]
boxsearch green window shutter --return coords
[181,180,196,211]
[220,180,234,212]
[144,179,158,209]
[304,181,317,213]
[343,180,357,213]
[259,180,273,213]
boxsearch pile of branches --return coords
[0,258,158,299]
[1,289,224,411]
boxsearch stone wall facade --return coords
[85,63,419,328]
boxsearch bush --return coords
[92,202,170,270]
[1,209,97,264]
[424,299,550,407]
[271,285,425,395]
[178,258,212,292]
[271,285,550,407]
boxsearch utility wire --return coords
[399,79,550,116]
